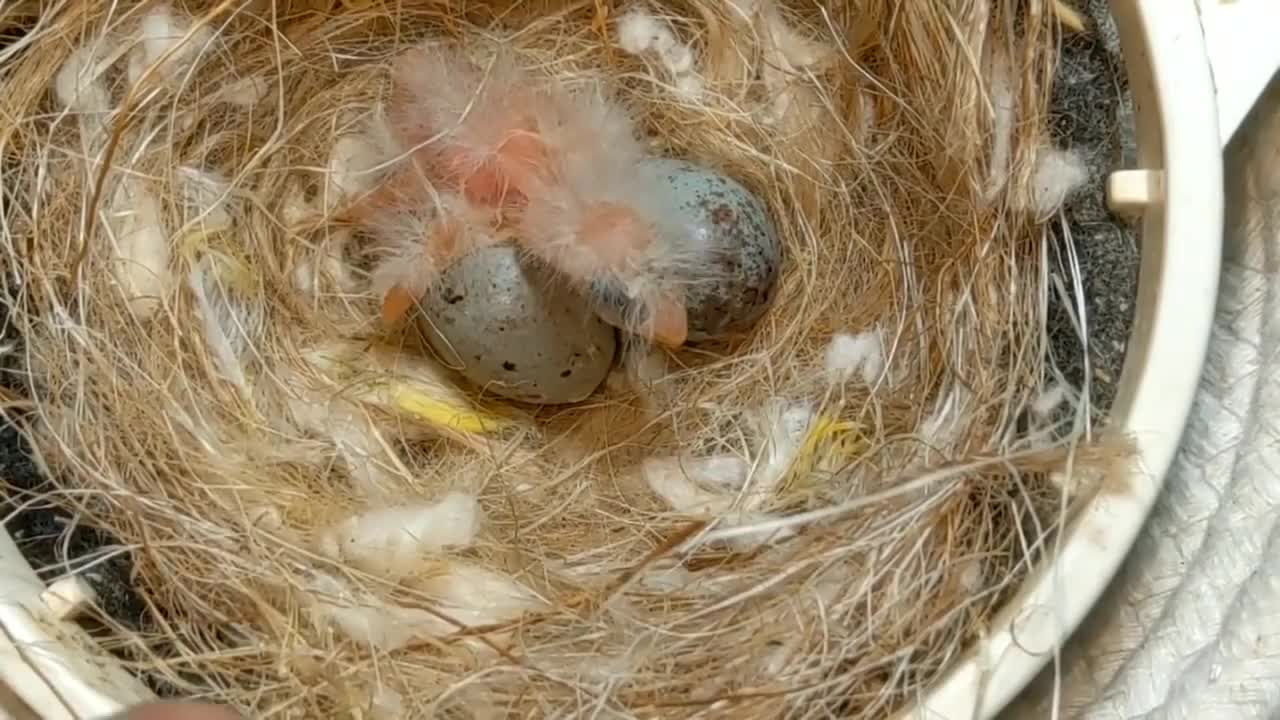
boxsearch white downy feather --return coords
[1048,463,1103,498]
[642,453,794,549]
[660,43,694,74]
[55,43,118,161]
[417,562,548,629]
[326,133,388,208]
[318,600,441,651]
[824,329,885,385]
[1031,382,1069,417]
[616,9,675,55]
[747,399,815,504]
[306,572,449,651]
[291,259,322,297]
[983,47,1016,201]
[54,45,112,117]
[188,256,256,394]
[283,183,355,297]
[308,564,546,651]
[288,340,487,495]
[107,177,171,320]
[731,0,829,123]
[176,166,233,232]
[127,5,216,86]
[674,74,705,101]
[615,7,705,101]
[286,389,403,498]
[317,492,481,579]
[642,399,813,549]
[682,455,753,489]
[758,2,828,68]
[1027,146,1089,218]
[918,385,973,458]
[281,184,314,226]
[643,456,741,515]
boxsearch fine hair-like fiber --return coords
[0,0,1127,716]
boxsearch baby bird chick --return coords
[379,42,693,346]
[342,140,500,324]
[365,190,499,325]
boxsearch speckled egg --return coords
[418,244,617,404]
[592,158,782,343]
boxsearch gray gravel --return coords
[1044,2,1140,419]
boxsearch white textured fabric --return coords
[1006,74,1280,720]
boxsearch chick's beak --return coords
[644,294,688,347]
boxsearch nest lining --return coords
[0,0,1131,717]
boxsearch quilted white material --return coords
[1006,71,1280,720]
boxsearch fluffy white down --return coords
[129,5,216,85]
[1031,382,1069,417]
[824,329,885,385]
[1029,146,1089,217]
[984,48,1017,200]
[661,43,694,74]
[642,400,816,549]
[327,133,387,206]
[316,492,481,579]
[176,166,233,232]
[673,74,705,100]
[616,10,675,55]
[107,177,172,320]
[643,456,745,515]
[307,563,545,651]
[417,562,548,628]
[305,573,446,651]
[54,45,112,115]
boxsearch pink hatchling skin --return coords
[352,42,780,347]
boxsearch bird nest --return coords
[0,0,1130,716]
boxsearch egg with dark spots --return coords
[418,243,617,404]
[591,158,782,343]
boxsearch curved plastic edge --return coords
[0,528,152,717]
[905,1,1224,718]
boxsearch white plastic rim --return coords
[1202,1,1280,145]
[0,532,152,718]
[909,0,1224,718]
[0,1,1236,719]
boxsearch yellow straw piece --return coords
[391,385,511,435]
[784,414,865,493]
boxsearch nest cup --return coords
[0,1,1221,719]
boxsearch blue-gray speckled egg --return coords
[590,158,782,343]
[418,244,617,405]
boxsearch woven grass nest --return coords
[0,0,1129,716]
